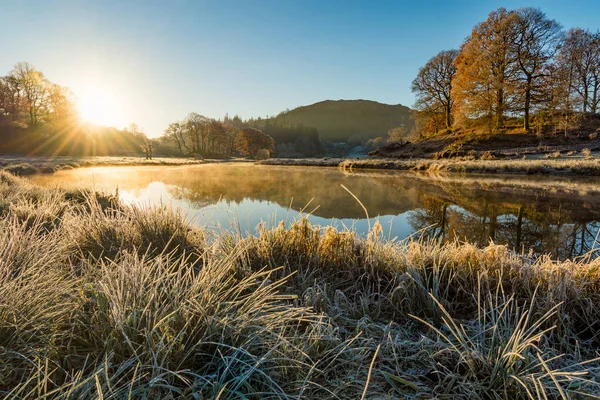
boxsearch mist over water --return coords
[29,163,600,260]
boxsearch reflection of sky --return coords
[118,181,414,239]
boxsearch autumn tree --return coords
[0,63,76,127]
[453,8,519,130]
[512,8,562,131]
[236,127,275,159]
[9,62,49,126]
[223,122,239,157]
[206,119,227,155]
[411,49,458,130]
[46,83,77,123]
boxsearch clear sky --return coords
[1,0,599,136]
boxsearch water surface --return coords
[29,164,600,260]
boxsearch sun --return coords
[77,86,125,128]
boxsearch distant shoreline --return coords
[259,156,600,176]
[0,155,253,176]
[2,154,600,177]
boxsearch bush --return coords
[254,148,271,160]
[582,148,592,158]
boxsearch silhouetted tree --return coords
[412,49,458,130]
[164,122,189,155]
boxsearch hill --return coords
[268,99,413,143]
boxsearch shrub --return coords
[582,148,592,158]
[254,148,271,160]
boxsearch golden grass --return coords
[260,156,600,177]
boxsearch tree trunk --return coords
[445,103,452,129]
[495,88,504,129]
[524,77,532,132]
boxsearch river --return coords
[29,163,600,260]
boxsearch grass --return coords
[0,156,253,176]
[1,170,600,398]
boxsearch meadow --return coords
[1,169,600,399]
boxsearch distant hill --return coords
[268,100,413,143]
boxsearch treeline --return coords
[161,113,321,158]
[161,113,275,159]
[412,7,600,136]
[245,116,322,157]
[0,62,76,127]
[0,62,152,156]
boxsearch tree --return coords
[9,62,49,126]
[0,77,20,120]
[411,49,458,130]
[47,83,77,124]
[206,119,227,155]
[557,28,600,113]
[453,8,519,130]
[223,122,239,157]
[184,112,209,153]
[236,128,275,159]
[386,126,410,143]
[164,122,189,155]
[512,8,562,131]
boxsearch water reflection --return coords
[28,164,600,259]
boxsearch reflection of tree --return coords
[407,196,449,239]
[409,193,600,260]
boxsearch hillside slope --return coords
[269,99,413,143]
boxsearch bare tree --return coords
[164,122,189,155]
[184,112,209,154]
[411,49,458,130]
[558,28,600,113]
[512,8,562,131]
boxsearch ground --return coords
[370,130,600,159]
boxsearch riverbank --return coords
[0,155,252,176]
[6,154,600,177]
[1,170,599,398]
[260,156,600,175]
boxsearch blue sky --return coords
[1,0,599,136]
